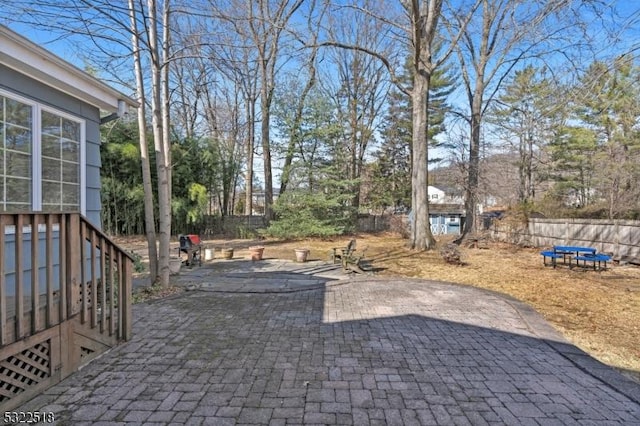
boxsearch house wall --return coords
[2,65,104,296]
[0,64,102,227]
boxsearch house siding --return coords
[0,64,102,228]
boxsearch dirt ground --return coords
[120,232,640,384]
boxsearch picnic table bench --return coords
[574,253,612,270]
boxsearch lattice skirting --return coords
[0,339,51,403]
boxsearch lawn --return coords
[123,232,640,384]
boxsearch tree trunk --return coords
[260,69,274,221]
[463,102,482,240]
[129,0,158,284]
[162,1,172,201]
[411,71,436,250]
[147,0,170,287]
[244,100,254,215]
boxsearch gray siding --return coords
[1,64,103,229]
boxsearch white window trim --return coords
[1,88,86,217]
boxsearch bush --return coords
[265,190,355,239]
[440,243,462,265]
[388,214,410,238]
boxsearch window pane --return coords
[6,177,31,203]
[5,125,32,153]
[5,151,31,178]
[62,183,79,205]
[62,162,79,183]
[5,203,30,212]
[62,118,80,141]
[0,147,4,176]
[40,110,81,211]
[42,134,61,159]
[0,179,4,211]
[61,140,79,162]
[5,98,32,128]
[41,110,61,136]
[42,181,61,205]
[42,157,61,181]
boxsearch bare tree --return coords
[129,0,158,284]
[447,0,575,240]
[402,0,478,249]
[317,0,476,250]
[144,0,173,286]
[278,0,325,198]
[248,0,305,221]
[324,2,391,213]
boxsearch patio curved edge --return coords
[351,275,640,406]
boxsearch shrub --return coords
[440,243,463,265]
[266,190,355,238]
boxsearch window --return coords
[1,90,84,213]
[431,194,439,199]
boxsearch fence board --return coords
[491,217,640,259]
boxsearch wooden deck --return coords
[0,213,133,411]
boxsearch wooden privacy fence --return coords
[0,212,133,411]
[491,217,640,260]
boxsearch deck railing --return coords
[0,212,133,346]
[0,212,133,408]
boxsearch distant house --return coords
[425,186,465,235]
[428,185,464,205]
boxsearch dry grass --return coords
[120,232,640,382]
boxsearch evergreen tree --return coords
[489,66,563,205]
[574,56,640,218]
[547,126,598,208]
[366,57,454,212]
[100,120,147,235]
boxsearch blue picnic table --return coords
[540,245,611,270]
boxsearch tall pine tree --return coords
[366,57,453,212]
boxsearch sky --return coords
[3,0,640,183]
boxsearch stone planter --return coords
[169,258,182,275]
[294,248,310,263]
[249,246,265,261]
[204,248,214,261]
[220,248,234,260]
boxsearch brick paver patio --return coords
[18,260,640,425]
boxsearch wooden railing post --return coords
[66,214,81,317]
[45,214,54,328]
[0,215,6,346]
[30,214,40,335]
[58,214,67,321]
[121,255,133,341]
[15,214,24,340]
